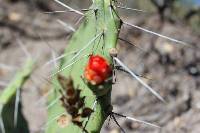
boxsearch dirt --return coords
[0,1,199,133]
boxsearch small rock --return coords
[8,12,22,22]
[109,128,120,133]
[174,117,182,127]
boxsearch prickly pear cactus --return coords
[46,0,121,133]
[0,59,35,133]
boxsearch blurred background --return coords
[0,0,199,133]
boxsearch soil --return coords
[0,1,199,133]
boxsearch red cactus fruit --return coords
[84,55,112,85]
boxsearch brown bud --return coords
[109,48,118,57]
[57,114,72,128]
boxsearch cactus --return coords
[0,59,35,133]
[46,0,121,133]
[45,0,191,132]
